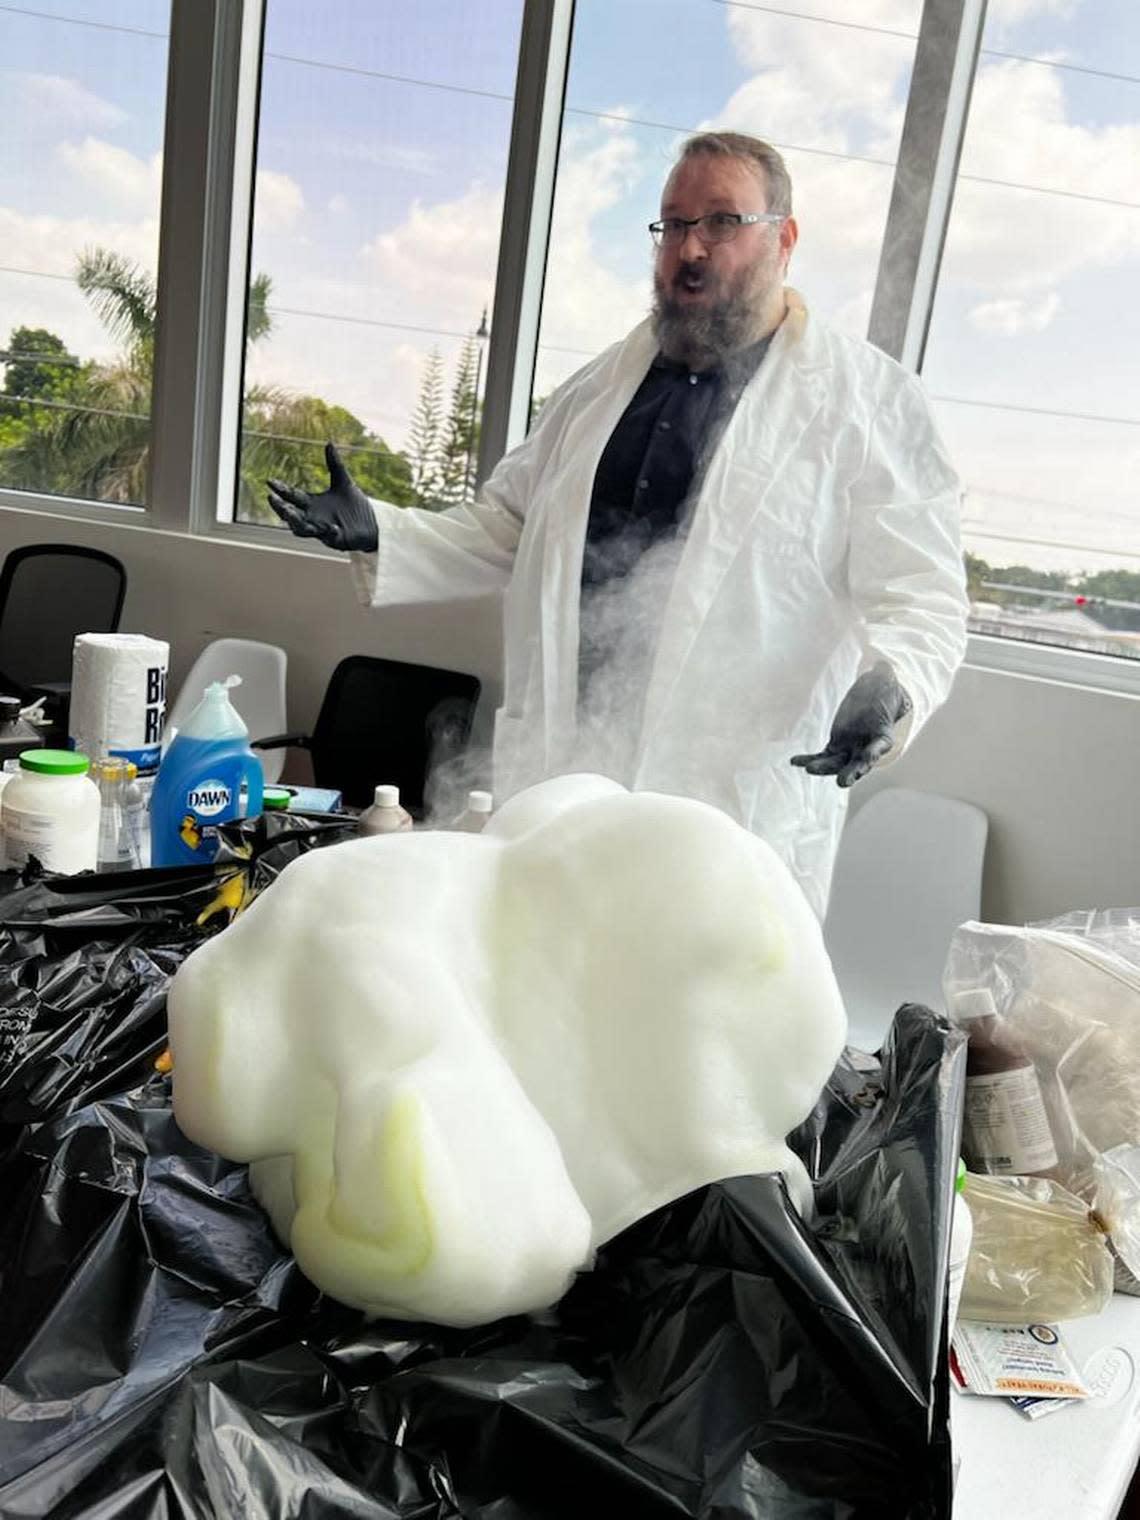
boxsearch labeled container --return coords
[0,695,45,765]
[357,784,413,836]
[121,760,151,869]
[0,749,100,874]
[149,678,263,867]
[453,789,493,833]
[948,1160,973,1337]
[957,987,1058,1177]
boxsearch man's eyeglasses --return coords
[648,211,784,248]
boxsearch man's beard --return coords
[652,256,781,371]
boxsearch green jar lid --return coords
[263,787,291,810]
[956,1158,967,1193]
[19,748,90,775]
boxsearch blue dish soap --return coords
[150,677,264,866]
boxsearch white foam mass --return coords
[169,774,846,1326]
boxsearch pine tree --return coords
[437,334,479,506]
[407,347,445,506]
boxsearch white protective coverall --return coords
[351,291,968,916]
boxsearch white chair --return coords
[823,786,988,1054]
[165,638,288,784]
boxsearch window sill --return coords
[965,632,1140,699]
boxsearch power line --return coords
[266,305,481,343]
[713,1,916,43]
[932,393,1140,428]
[962,526,1140,562]
[264,51,513,107]
[0,3,166,39]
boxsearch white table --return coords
[953,1293,1140,1518]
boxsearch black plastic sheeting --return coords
[0,819,966,1519]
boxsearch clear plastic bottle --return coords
[957,987,1058,1177]
[357,784,413,836]
[1,749,100,874]
[121,760,150,869]
[94,759,135,872]
[948,1159,973,1337]
[452,789,493,833]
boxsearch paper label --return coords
[951,1322,1089,1400]
[3,805,65,871]
[964,1065,1059,1173]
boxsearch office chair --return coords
[0,544,127,720]
[166,638,289,783]
[255,654,482,814]
[823,786,988,1054]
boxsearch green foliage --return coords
[239,389,414,524]
[0,249,414,521]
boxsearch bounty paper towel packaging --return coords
[69,634,169,775]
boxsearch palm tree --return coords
[0,252,274,504]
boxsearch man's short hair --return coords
[673,132,793,218]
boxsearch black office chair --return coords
[256,654,482,814]
[0,545,127,722]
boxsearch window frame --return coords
[1,0,1135,697]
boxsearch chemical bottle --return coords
[1,749,100,874]
[947,1159,974,1338]
[0,695,45,765]
[452,789,493,833]
[956,987,1058,1177]
[94,759,137,871]
[357,784,413,836]
[121,760,151,869]
[149,677,264,866]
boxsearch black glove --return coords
[790,661,912,789]
[267,442,378,552]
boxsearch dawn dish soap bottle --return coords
[149,676,264,866]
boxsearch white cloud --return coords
[362,180,502,318]
[325,140,439,176]
[327,194,350,215]
[255,170,305,232]
[969,291,1061,334]
[5,72,128,131]
[57,138,162,210]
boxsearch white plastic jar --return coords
[1,749,100,874]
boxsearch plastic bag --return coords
[944,911,1140,1290]
[1,833,965,1520]
[958,1171,1114,1323]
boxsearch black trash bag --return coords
[0,844,965,1520]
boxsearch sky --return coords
[0,0,1137,576]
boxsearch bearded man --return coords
[268,132,968,918]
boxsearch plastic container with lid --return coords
[956,986,1058,1177]
[948,1159,973,1337]
[357,784,413,836]
[452,789,494,833]
[0,749,100,874]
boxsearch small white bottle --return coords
[357,783,413,836]
[948,1159,974,1338]
[1,749,100,874]
[453,789,493,833]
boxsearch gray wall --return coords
[3,502,1137,925]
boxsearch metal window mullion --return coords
[148,0,249,532]
[475,0,575,490]
[867,0,988,371]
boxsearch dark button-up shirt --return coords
[580,334,773,591]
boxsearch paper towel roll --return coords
[69,634,170,774]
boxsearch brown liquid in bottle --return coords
[957,988,1058,1177]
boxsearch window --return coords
[534,0,924,405]
[231,0,524,526]
[0,2,171,508]
[922,0,1140,660]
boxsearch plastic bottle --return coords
[452,789,493,833]
[357,784,413,836]
[1,749,100,874]
[948,1159,973,1337]
[0,695,45,765]
[94,759,136,872]
[957,987,1058,1177]
[149,677,264,866]
[121,761,150,869]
